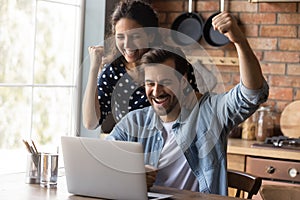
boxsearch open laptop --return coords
[61,136,173,200]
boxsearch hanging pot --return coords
[203,0,230,47]
[171,0,204,46]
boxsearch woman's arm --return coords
[82,46,104,129]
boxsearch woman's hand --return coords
[145,165,158,191]
[88,45,105,72]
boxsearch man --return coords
[105,12,269,195]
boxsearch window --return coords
[0,0,83,174]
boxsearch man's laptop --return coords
[61,136,172,200]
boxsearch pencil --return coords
[31,140,39,153]
[22,139,32,153]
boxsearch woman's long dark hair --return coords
[111,0,159,35]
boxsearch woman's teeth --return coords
[125,50,136,56]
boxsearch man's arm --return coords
[212,12,264,90]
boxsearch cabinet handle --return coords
[266,166,275,174]
[288,168,298,178]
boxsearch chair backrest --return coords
[227,169,262,199]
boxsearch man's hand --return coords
[145,165,158,190]
[212,12,246,44]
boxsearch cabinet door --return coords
[227,154,246,197]
[227,154,245,171]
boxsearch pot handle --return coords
[188,0,192,13]
[220,0,225,12]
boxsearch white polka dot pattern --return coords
[96,61,198,126]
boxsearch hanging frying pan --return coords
[171,0,204,46]
[203,0,230,47]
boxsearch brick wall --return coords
[152,0,300,125]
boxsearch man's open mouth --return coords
[152,95,169,105]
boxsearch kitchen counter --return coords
[227,138,300,199]
[228,138,300,161]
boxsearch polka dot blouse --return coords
[97,61,198,126]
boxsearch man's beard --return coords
[152,97,180,118]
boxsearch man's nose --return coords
[152,83,163,96]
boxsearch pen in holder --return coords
[25,153,41,184]
[23,139,59,187]
[23,139,41,184]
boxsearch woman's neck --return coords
[125,62,136,71]
[125,62,143,83]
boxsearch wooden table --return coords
[0,172,241,200]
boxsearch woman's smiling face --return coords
[115,18,152,64]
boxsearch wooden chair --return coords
[227,169,262,199]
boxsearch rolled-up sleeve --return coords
[240,79,269,105]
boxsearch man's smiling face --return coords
[144,59,183,122]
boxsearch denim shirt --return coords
[106,81,269,195]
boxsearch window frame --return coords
[0,0,113,175]
[79,0,119,137]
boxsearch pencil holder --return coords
[25,153,41,184]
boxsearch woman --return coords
[82,0,198,131]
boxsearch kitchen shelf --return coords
[187,56,239,66]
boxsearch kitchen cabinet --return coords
[227,138,300,199]
[227,154,245,171]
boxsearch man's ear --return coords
[181,77,191,96]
